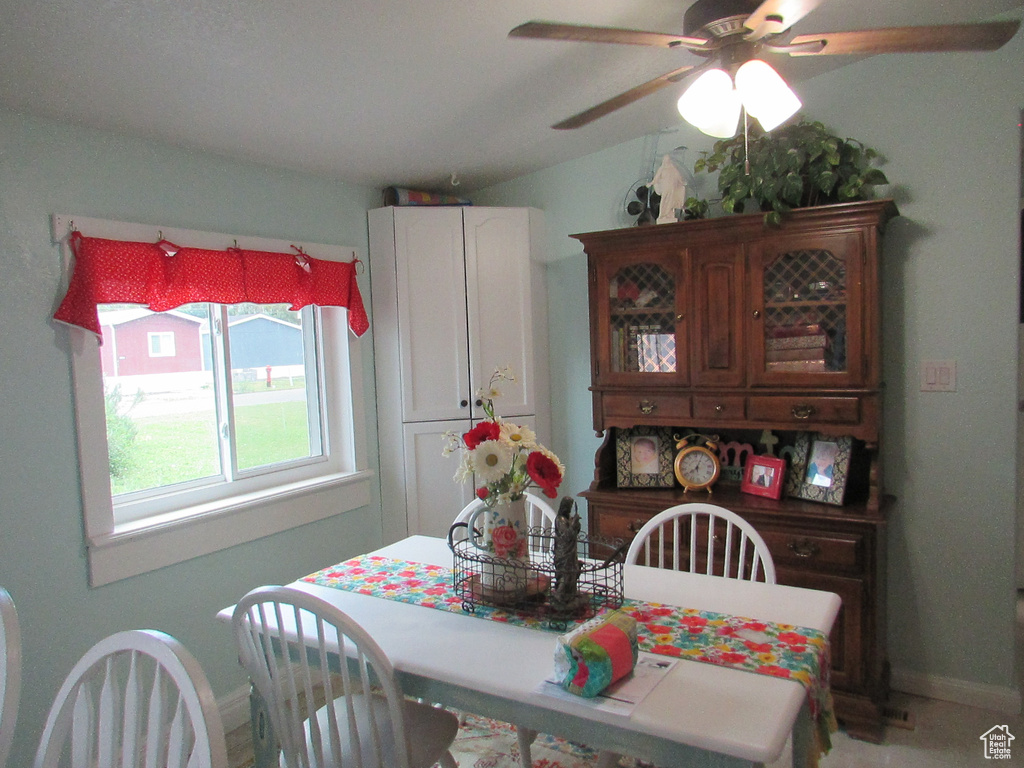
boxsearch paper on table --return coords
[535,652,678,716]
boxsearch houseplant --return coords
[693,118,889,226]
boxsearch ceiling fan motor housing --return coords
[683,0,763,38]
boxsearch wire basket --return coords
[449,526,625,626]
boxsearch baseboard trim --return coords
[891,667,1021,715]
[218,684,254,733]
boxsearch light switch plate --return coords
[920,359,957,392]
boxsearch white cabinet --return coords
[369,206,549,541]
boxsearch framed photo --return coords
[784,432,853,506]
[740,455,787,500]
[615,426,675,488]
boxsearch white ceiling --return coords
[0,0,1020,193]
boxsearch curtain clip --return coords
[291,245,311,273]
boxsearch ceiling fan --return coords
[509,0,1020,135]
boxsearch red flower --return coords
[476,487,489,500]
[526,451,563,497]
[777,631,808,646]
[651,644,682,657]
[718,652,748,665]
[463,421,500,450]
[758,665,792,678]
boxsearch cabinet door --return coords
[464,208,535,419]
[403,420,474,538]
[691,244,745,387]
[749,232,865,387]
[591,252,687,386]
[395,208,472,422]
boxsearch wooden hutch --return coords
[575,199,898,742]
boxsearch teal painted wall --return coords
[0,108,383,765]
[476,28,1024,699]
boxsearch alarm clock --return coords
[673,437,721,493]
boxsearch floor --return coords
[227,593,1024,767]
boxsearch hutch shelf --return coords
[575,199,898,742]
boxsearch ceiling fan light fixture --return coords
[677,68,742,138]
[735,59,801,131]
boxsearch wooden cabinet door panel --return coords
[777,568,865,692]
[691,245,745,387]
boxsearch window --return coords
[55,215,372,586]
[147,331,176,357]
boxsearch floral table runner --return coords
[303,554,836,763]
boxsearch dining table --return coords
[217,534,841,768]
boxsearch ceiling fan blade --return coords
[552,66,697,130]
[788,19,1020,56]
[744,0,822,40]
[509,21,709,51]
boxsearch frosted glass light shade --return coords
[677,69,741,138]
[735,59,801,131]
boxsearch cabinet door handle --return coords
[638,399,657,415]
[627,519,647,533]
[752,309,761,319]
[788,539,821,558]
[475,398,483,407]
[714,404,724,413]
[460,399,469,408]
[791,404,815,420]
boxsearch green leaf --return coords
[862,168,889,185]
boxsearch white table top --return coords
[219,535,840,768]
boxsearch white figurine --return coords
[651,154,687,224]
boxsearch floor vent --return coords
[882,704,916,730]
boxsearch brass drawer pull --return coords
[639,399,657,415]
[714,404,724,413]
[627,519,647,533]
[792,404,815,420]
[788,539,821,559]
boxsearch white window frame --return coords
[54,214,373,586]
[146,330,176,357]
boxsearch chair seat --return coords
[296,694,459,768]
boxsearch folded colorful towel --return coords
[553,610,638,697]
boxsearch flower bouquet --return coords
[443,366,564,592]
[443,366,564,509]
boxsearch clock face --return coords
[675,446,720,489]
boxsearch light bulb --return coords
[677,69,742,138]
[735,59,801,131]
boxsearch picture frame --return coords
[784,432,853,506]
[615,426,675,488]
[740,454,787,500]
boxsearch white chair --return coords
[34,629,228,768]
[451,490,557,558]
[0,588,21,768]
[232,585,459,768]
[597,503,777,768]
[625,502,777,583]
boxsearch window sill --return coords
[86,469,374,586]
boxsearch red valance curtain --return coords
[54,231,369,339]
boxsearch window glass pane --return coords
[99,304,221,496]
[609,263,677,373]
[762,249,847,373]
[226,304,322,471]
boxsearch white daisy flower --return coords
[469,440,514,484]
[499,422,537,450]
